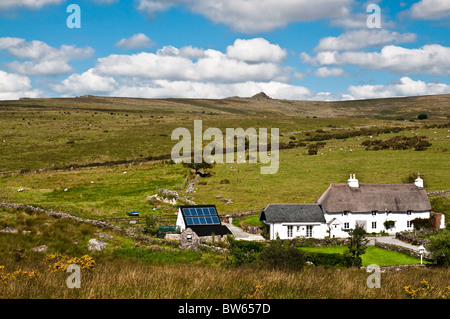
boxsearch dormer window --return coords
[372,211,377,216]
[407,210,412,215]
[343,211,350,216]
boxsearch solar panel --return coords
[182,206,221,226]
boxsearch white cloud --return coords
[0,70,43,100]
[0,37,94,76]
[0,0,62,10]
[137,0,351,33]
[314,67,345,77]
[409,0,450,20]
[115,33,154,50]
[226,38,287,63]
[49,69,118,96]
[303,44,450,76]
[348,77,450,99]
[6,60,73,76]
[96,39,291,83]
[315,29,416,51]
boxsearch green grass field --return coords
[299,246,429,266]
[0,95,449,299]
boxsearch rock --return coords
[22,230,31,235]
[251,92,272,100]
[88,238,108,252]
[0,227,18,234]
[31,245,48,252]
[95,232,113,239]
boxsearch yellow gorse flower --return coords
[0,265,41,284]
[46,254,96,272]
[404,279,449,299]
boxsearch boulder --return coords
[88,238,108,252]
[0,227,18,234]
[31,245,48,252]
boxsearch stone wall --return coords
[395,231,430,246]
[374,241,431,260]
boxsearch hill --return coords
[4,93,450,119]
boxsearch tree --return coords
[344,223,368,267]
[426,231,450,266]
[143,215,159,236]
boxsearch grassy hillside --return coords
[1,206,449,299]
[0,94,449,220]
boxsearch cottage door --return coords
[306,225,313,237]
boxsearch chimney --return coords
[348,173,359,188]
[414,173,424,188]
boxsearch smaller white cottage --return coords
[259,204,328,240]
[176,205,231,240]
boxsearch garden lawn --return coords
[299,246,428,266]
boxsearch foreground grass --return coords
[1,259,449,299]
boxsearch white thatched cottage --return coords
[260,174,442,240]
[317,174,433,238]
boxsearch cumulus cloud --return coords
[348,77,450,99]
[0,70,43,100]
[96,39,291,83]
[314,29,416,52]
[314,67,345,77]
[303,44,450,76]
[115,33,154,50]
[226,38,287,63]
[409,0,450,20]
[136,0,351,33]
[0,0,62,11]
[49,69,118,96]
[0,37,94,76]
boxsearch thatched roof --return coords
[260,204,326,223]
[316,183,431,213]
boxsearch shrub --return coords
[412,217,433,231]
[361,135,431,151]
[258,241,305,271]
[344,224,367,267]
[418,114,428,120]
[143,215,159,236]
[384,220,396,230]
[227,237,266,266]
[426,231,450,266]
[303,252,346,267]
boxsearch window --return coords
[407,210,412,216]
[344,222,350,229]
[287,225,293,238]
[306,225,313,238]
[297,226,301,232]
[372,222,377,229]
[343,211,350,216]
[372,211,377,216]
[407,221,413,228]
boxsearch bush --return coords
[258,241,305,271]
[143,215,158,236]
[303,252,346,267]
[426,231,450,266]
[227,237,266,266]
[361,135,432,151]
[418,114,428,120]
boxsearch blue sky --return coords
[0,0,449,100]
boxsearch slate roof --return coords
[188,225,232,237]
[316,183,431,213]
[259,204,326,223]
